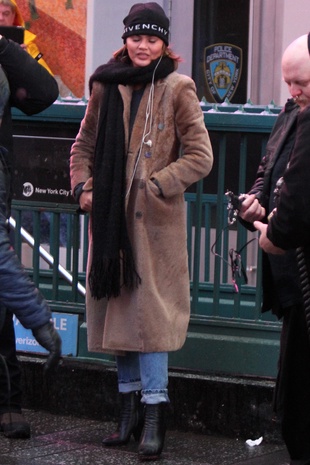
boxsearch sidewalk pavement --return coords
[0,409,290,465]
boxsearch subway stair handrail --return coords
[8,216,86,297]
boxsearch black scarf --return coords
[88,56,175,300]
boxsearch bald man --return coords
[238,33,310,464]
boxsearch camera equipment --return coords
[225,190,246,225]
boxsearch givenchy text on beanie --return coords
[122,2,170,45]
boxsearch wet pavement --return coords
[0,409,290,465]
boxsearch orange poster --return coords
[17,0,87,98]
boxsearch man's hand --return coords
[253,221,285,255]
[239,194,266,223]
[32,321,62,373]
[79,190,92,212]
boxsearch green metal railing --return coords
[191,99,279,321]
[11,202,87,312]
[11,100,283,377]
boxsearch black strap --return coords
[296,247,310,343]
[35,52,43,61]
[0,306,6,333]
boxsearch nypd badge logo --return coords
[204,43,242,103]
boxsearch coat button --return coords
[135,211,143,219]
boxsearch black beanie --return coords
[122,2,169,45]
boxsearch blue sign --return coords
[204,43,242,103]
[14,312,79,356]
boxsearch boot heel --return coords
[133,406,144,442]
[133,419,143,442]
[102,391,142,446]
[138,403,167,461]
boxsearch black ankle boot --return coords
[102,391,143,446]
[138,403,167,461]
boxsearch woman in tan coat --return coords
[70,2,213,460]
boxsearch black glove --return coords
[32,321,62,373]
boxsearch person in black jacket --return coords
[0,35,61,439]
[239,33,310,465]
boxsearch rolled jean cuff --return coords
[118,380,142,393]
[141,390,170,404]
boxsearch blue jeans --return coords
[116,352,169,404]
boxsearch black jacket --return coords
[0,36,58,167]
[267,104,310,249]
[0,38,58,329]
[266,104,310,310]
[242,99,301,315]
[248,99,299,216]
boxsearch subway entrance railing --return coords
[11,100,283,378]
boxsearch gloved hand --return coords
[32,320,62,373]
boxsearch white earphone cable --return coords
[125,56,163,198]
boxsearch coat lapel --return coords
[119,79,167,194]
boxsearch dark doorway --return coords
[193,0,250,103]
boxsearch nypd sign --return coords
[204,43,242,103]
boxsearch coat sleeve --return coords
[238,153,270,232]
[24,30,54,75]
[267,105,310,249]
[0,37,58,115]
[248,155,268,200]
[154,75,213,197]
[70,82,102,192]
[247,105,295,202]
[0,244,52,330]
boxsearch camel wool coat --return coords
[70,71,213,354]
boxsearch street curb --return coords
[19,355,282,443]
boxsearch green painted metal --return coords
[11,100,87,123]
[11,100,283,377]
